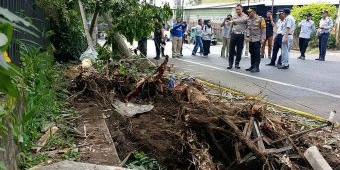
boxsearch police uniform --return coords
[245,8,266,73]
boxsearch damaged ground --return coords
[63,55,340,170]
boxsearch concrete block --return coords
[304,146,333,170]
[35,161,131,170]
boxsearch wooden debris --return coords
[271,124,329,144]
[246,117,254,139]
[243,123,249,135]
[251,104,262,115]
[262,134,273,145]
[187,85,210,104]
[124,56,169,102]
[254,121,265,152]
[220,115,267,163]
[265,145,293,154]
[235,142,241,163]
[31,126,59,153]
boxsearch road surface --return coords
[125,39,340,120]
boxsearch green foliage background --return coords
[291,3,337,30]
[291,3,338,49]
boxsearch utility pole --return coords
[271,0,274,13]
[181,0,184,20]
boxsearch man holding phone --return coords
[220,14,232,58]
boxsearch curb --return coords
[197,79,329,122]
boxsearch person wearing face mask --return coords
[297,13,315,60]
[202,20,214,57]
[316,10,333,61]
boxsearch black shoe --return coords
[227,66,232,69]
[278,65,289,69]
[319,58,325,61]
[250,67,260,73]
[315,58,320,60]
[245,67,254,71]
[266,63,275,66]
[235,65,241,69]
[154,57,160,60]
[298,56,305,60]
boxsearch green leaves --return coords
[125,152,167,170]
[291,3,337,31]
[0,7,39,37]
[108,0,173,44]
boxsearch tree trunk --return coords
[89,4,99,37]
[102,14,132,58]
[78,0,94,48]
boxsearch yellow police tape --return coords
[197,79,339,127]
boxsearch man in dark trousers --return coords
[153,17,164,60]
[227,4,248,69]
[297,13,315,60]
[261,10,275,58]
[316,10,333,61]
[266,9,286,66]
[245,7,266,73]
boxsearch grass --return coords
[18,44,75,169]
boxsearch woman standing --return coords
[202,20,214,57]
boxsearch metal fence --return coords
[0,0,47,63]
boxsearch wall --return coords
[0,0,47,64]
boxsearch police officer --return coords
[266,9,285,66]
[245,7,266,73]
[227,4,248,69]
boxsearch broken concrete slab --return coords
[35,161,131,170]
[112,100,154,117]
[304,146,333,170]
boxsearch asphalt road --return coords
[134,39,340,120]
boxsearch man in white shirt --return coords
[191,19,204,56]
[298,13,315,60]
[266,9,285,66]
[316,10,333,61]
[278,8,295,69]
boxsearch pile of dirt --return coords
[65,57,340,170]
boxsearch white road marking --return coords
[177,59,340,99]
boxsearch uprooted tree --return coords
[36,0,172,60]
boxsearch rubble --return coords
[65,55,340,170]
